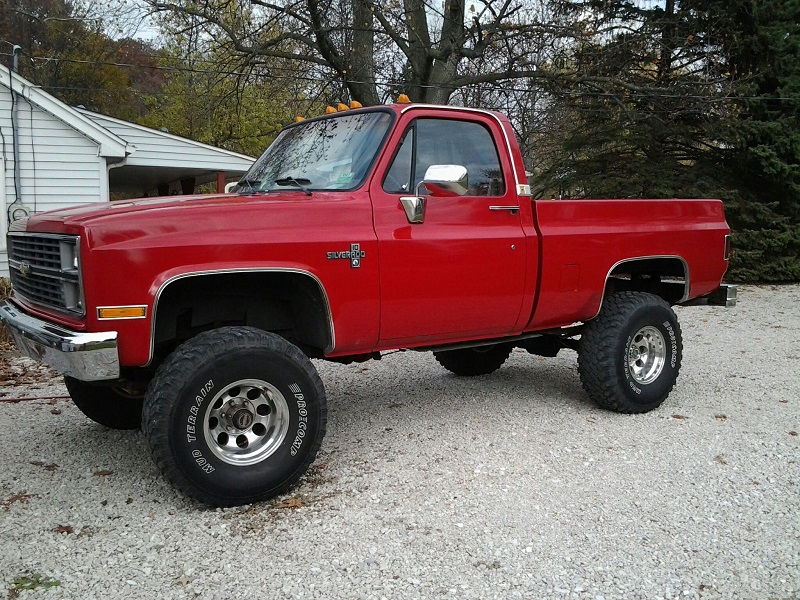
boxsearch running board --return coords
[414,324,583,353]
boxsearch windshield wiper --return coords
[274,176,312,196]
[236,178,262,194]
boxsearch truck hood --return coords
[23,191,346,249]
[26,193,286,229]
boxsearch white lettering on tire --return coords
[289,382,308,456]
[663,321,677,368]
[184,380,216,474]
[191,449,215,474]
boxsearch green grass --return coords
[9,573,61,594]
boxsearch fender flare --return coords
[590,255,690,321]
[145,267,335,366]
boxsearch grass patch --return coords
[8,573,60,597]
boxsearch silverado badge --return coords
[326,243,365,268]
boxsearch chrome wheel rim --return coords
[626,326,666,385]
[203,379,290,466]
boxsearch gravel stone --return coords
[0,284,798,599]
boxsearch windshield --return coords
[238,111,393,193]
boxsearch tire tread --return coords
[142,326,327,506]
[577,291,682,413]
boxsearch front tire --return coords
[65,377,144,430]
[433,344,512,376]
[578,291,682,413]
[142,327,327,507]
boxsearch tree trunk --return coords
[347,0,380,105]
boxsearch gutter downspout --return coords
[10,45,22,204]
[7,45,32,222]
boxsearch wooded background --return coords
[1,0,798,282]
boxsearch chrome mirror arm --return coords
[399,195,426,224]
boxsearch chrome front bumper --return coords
[0,300,119,381]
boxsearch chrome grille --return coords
[8,233,84,316]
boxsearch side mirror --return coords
[419,164,469,197]
[224,182,238,193]
[398,164,469,224]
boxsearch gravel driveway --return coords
[1,285,798,600]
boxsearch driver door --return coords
[370,113,527,345]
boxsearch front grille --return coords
[8,233,84,316]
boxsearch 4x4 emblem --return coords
[326,243,365,268]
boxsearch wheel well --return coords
[152,272,332,361]
[604,257,688,304]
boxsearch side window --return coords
[382,118,506,196]
[382,129,413,193]
[415,119,505,197]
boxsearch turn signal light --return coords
[97,306,147,319]
[396,94,411,103]
[324,106,337,114]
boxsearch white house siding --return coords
[0,84,104,275]
[81,111,254,172]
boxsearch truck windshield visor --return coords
[238,111,393,193]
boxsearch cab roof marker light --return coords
[324,106,337,114]
[337,103,349,111]
[294,116,305,122]
[396,94,411,103]
[349,101,363,108]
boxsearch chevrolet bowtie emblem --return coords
[326,243,365,268]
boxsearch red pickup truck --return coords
[1,102,736,506]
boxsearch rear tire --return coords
[578,291,682,413]
[65,377,144,430]
[433,344,512,376]
[142,326,327,507]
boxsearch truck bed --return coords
[526,198,730,330]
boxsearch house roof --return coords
[1,65,256,174]
[1,65,129,158]
[77,109,255,172]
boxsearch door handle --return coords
[489,205,519,214]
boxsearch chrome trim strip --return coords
[399,104,526,193]
[590,255,691,320]
[97,305,149,320]
[7,231,78,242]
[0,300,119,381]
[147,268,335,365]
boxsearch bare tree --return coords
[141,0,570,105]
